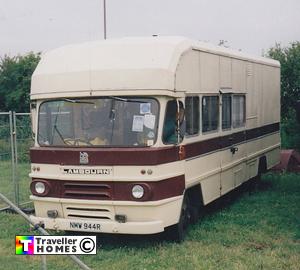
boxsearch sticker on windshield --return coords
[140,103,151,114]
[144,114,155,129]
[147,131,155,138]
[147,140,154,146]
[132,115,144,132]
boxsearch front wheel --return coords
[165,194,191,242]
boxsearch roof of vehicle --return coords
[31,36,280,99]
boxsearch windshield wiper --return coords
[108,96,148,103]
[62,98,95,105]
[53,124,67,145]
[51,102,69,145]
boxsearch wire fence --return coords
[0,111,92,270]
[0,111,33,209]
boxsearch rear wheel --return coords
[249,157,267,193]
[165,194,191,242]
[256,157,267,187]
[190,204,202,225]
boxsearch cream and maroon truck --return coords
[29,37,280,241]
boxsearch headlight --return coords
[30,180,50,196]
[35,182,46,194]
[132,185,144,199]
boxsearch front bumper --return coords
[30,195,183,234]
[30,215,164,234]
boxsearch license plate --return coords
[69,221,101,231]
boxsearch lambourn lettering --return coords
[63,168,111,175]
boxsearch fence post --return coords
[12,111,19,206]
[9,111,18,205]
[41,255,47,270]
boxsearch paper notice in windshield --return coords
[147,140,154,146]
[144,114,155,129]
[132,115,144,132]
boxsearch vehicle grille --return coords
[63,182,112,200]
[64,206,113,220]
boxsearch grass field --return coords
[0,161,32,209]
[0,166,299,270]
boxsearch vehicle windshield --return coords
[38,97,159,147]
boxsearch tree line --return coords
[0,52,40,112]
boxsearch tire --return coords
[165,194,191,242]
[189,205,200,225]
[248,175,260,193]
[256,157,267,188]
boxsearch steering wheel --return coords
[64,138,93,146]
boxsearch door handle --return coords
[230,146,238,154]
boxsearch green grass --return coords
[0,161,32,209]
[0,171,299,270]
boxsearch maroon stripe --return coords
[30,122,279,165]
[185,130,247,159]
[31,175,185,201]
[30,146,179,166]
[246,122,280,140]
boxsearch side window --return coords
[162,100,184,144]
[202,96,219,132]
[232,95,245,128]
[185,96,199,135]
[222,94,232,130]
